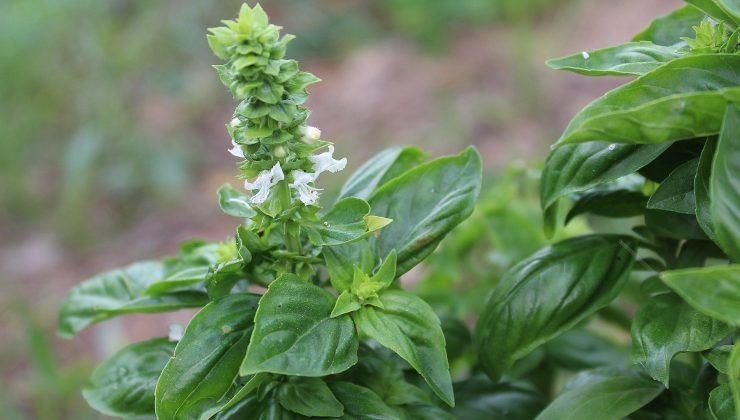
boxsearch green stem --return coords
[278,180,301,255]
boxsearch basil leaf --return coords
[709,384,736,420]
[662,265,740,326]
[352,289,454,407]
[545,329,628,371]
[440,314,472,362]
[83,338,175,418]
[241,274,358,376]
[632,5,706,45]
[711,104,740,261]
[57,261,208,338]
[547,42,681,76]
[328,382,402,420]
[475,235,636,381]
[534,368,663,420]
[323,240,375,292]
[276,377,343,417]
[704,345,733,374]
[695,139,719,241]
[143,266,210,296]
[368,147,482,275]
[645,209,708,240]
[217,183,256,218]
[337,145,426,201]
[647,158,699,214]
[556,55,740,145]
[453,376,546,420]
[155,293,260,420]
[565,189,647,224]
[631,293,730,386]
[731,344,740,416]
[686,0,739,27]
[303,197,391,246]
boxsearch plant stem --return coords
[278,180,301,256]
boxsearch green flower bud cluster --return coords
[207,3,326,178]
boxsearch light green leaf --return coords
[331,291,362,318]
[547,42,681,76]
[715,0,740,25]
[217,183,257,218]
[686,0,739,27]
[328,382,402,420]
[695,139,719,241]
[155,293,260,420]
[368,147,482,275]
[83,338,175,418]
[535,368,663,420]
[57,261,208,338]
[143,266,210,296]
[662,265,740,326]
[303,197,391,247]
[338,145,426,201]
[241,274,358,376]
[632,5,706,45]
[352,289,454,407]
[323,240,375,292]
[556,55,740,145]
[647,157,699,214]
[709,384,736,420]
[277,377,343,417]
[711,104,740,261]
[475,235,636,381]
[631,293,730,386]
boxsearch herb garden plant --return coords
[58,1,739,419]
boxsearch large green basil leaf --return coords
[475,235,636,381]
[83,338,175,418]
[545,329,628,371]
[303,197,392,246]
[686,0,739,27]
[368,147,482,275]
[632,5,706,45]
[631,293,730,386]
[328,382,402,420]
[352,289,454,407]
[155,293,260,420]
[337,146,425,201]
[143,266,210,296]
[709,384,736,420]
[662,265,740,326]
[540,141,670,235]
[546,42,681,76]
[696,140,719,241]
[565,189,647,224]
[535,368,663,420]
[711,104,740,262]
[276,377,343,417]
[453,376,546,420]
[556,55,740,145]
[57,261,208,338]
[647,158,699,214]
[241,274,358,376]
[217,183,257,218]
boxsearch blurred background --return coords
[0,0,680,417]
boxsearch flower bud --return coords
[230,117,241,127]
[301,125,321,144]
[273,145,287,158]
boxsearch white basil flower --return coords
[290,170,321,205]
[244,162,284,204]
[300,125,321,143]
[309,145,347,177]
[228,140,245,158]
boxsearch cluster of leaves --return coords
[59,4,483,419]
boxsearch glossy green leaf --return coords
[352,289,454,407]
[631,293,730,386]
[696,139,719,241]
[217,183,257,218]
[276,377,343,417]
[547,42,681,76]
[545,329,628,371]
[143,266,210,296]
[556,55,740,145]
[330,291,362,318]
[328,382,401,420]
[368,147,482,275]
[303,197,392,246]
[155,293,260,420]
[535,368,663,420]
[322,240,375,292]
[475,235,636,381]
[83,338,175,418]
[686,0,739,27]
[711,104,740,261]
[453,376,546,420]
[662,265,740,325]
[709,384,736,420]
[632,5,706,45]
[565,189,647,223]
[731,344,740,417]
[645,208,708,240]
[241,274,358,376]
[57,261,208,338]
[647,158,699,214]
[337,145,426,201]
[213,373,270,416]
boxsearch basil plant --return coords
[475,1,739,419]
[58,4,481,419]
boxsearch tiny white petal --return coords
[303,126,321,142]
[228,140,245,158]
[244,162,284,204]
[290,170,321,205]
[230,117,241,127]
[581,51,590,59]
[168,324,184,342]
[309,145,347,177]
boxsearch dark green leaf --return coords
[57,261,208,338]
[453,375,546,420]
[328,382,402,420]
[534,368,663,420]
[647,158,699,214]
[565,189,647,223]
[704,345,733,374]
[440,314,472,362]
[303,197,391,247]
[545,329,628,371]
[632,5,706,45]
[368,147,482,275]
[709,384,736,420]
[155,293,260,420]
[662,265,740,326]
[475,235,636,381]
[337,146,426,201]
[645,208,708,240]
[241,274,358,376]
[547,42,681,76]
[277,377,343,417]
[83,338,175,418]
[217,183,257,218]
[630,293,730,386]
[352,289,454,407]
[696,139,719,241]
[711,104,740,261]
